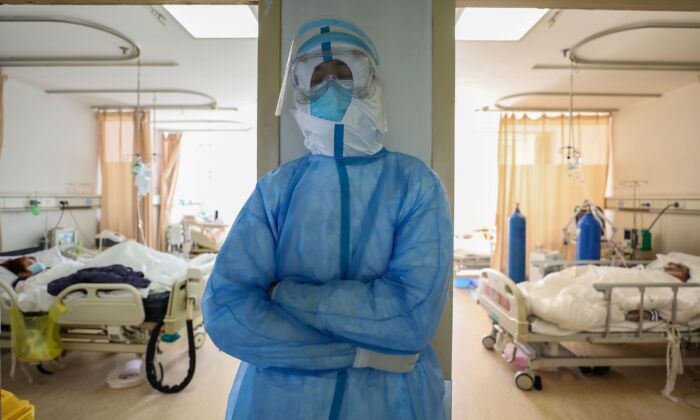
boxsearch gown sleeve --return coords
[272,170,453,354]
[202,182,356,371]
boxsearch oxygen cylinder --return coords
[508,205,526,283]
[576,212,601,261]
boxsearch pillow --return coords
[648,253,700,282]
[0,266,17,289]
[665,252,700,281]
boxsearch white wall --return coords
[611,82,700,255]
[280,0,432,164]
[453,106,499,235]
[0,78,98,251]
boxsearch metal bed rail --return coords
[530,258,653,268]
[594,282,700,337]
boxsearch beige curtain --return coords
[0,70,5,160]
[98,111,155,246]
[0,71,4,249]
[157,132,183,251]
[493,114,610,273]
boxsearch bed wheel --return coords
[482,334,496,351]
[534,375,543,391]
[514,371,536,391]
[194,330,206,349]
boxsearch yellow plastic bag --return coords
[10,304,66,363]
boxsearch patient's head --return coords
[0,256,37,279]
[664,262,690,283]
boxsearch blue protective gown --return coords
[203,148,452,420]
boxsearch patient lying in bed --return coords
[2,241,202,313]
[624,263,690,322]
[519,253,700,332]
[0,256,37,281]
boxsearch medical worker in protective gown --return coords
[203,18,452,420]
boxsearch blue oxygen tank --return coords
[577,211,601,261]
[508,205,526,283]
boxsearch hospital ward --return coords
[1,1,700,419]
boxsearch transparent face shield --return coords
[275,19,382,117]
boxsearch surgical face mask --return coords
[309,79,353,122]
[292,84,387,158]
[28,262,46,275]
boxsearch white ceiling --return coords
[0,5,258,115]
[1,7,699,116]
[456,9,700,111]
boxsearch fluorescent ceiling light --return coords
[456,8,548,41]
[164,5,258,39]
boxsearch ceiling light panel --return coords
[164,5,258,39]
[456,8,548,41]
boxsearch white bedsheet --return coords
[82,240,188,294]
[518,254,700,332]
[530,316,700,337]
[9,241,202,313]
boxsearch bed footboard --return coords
[161,255,215,335]
[478,269,529,341]
[55,283,145,326]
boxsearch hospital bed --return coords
[182,220,228,257]
[0,248,215,394]
[477,268,700,392]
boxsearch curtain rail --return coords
[568,22,700,70]
[1,61,178,68]
[0,16,141,65]
[47,88,220,110]
[533,64,700,72]
[493,91,662,112]
[478,108,614,114]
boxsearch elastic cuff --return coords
[353,348,370,368]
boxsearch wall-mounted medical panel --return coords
[605,196,700,216]
[0,194,101,213]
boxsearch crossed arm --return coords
[203,174,452,370]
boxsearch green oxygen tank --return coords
[641,229,652,252]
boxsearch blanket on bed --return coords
[518,253,700,331]
[47,265,150,296]
[6,241,189,313]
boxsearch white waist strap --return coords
[353,348,419,373]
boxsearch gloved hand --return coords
[353,348,419,373]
